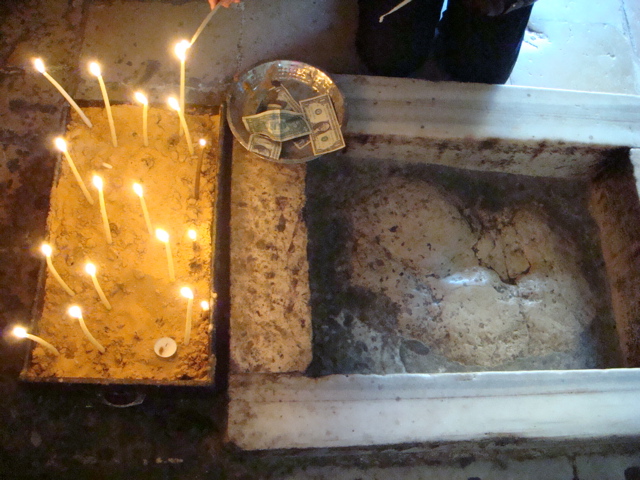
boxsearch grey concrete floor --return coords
[1,0,640,478]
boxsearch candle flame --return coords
[133,182,144,197]
[187,229,197,241]
[89,62,102,77]
[54,137,67,152]
[200,300,209,311]
[167,96,180,112]
[12,326,28,338]
[155,228,169,243]
[92,175,103,190]
[134,91,148,105]
[199,138,206,147]
[33,58,46,73]
[180,286,194,299]
[41,243,52,257]
[85,262,97,276]
[174,40,190,61]
[68,305,82,319]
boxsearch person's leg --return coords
[434,0,533,84]
[356,0,445,77]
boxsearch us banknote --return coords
[299,94,345,155]
[248,134,282,160]
[243,110,311,142]
[267,85,302,113]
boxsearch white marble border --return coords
[228,369,640,450]
[227,78,640,451]
[334,75,640,147]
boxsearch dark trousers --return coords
[356,0,533,84]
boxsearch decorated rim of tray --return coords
[227,60,346,164]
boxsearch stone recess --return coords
[230,140,311,373]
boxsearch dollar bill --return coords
[299,94,345,155]
[248,134,282,160]
[243,110,311,142]
[292,136,311,150]
[269,85,302,113]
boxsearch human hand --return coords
[208,0,241,9]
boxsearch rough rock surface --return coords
[306,158,620,374]
[230,141,311,373]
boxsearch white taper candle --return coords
[41,243,75,296]
[34,58,93,128]
[68,306,106,353]
[89,62,118,147]
[13,326,60,356]
[92,175,112,244]
[168,96,194,156]
[181,287,194,345]
[85,262,112,310]
[54,137,94,205]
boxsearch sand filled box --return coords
[22,104,221,384]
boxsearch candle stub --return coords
[154,337,177,358]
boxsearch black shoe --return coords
[356,0,445,77]
[434,0,533,84]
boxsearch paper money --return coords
[292,136,311,150]
[243,110,311,142]
[299,94,345,155]
[269,85,302,113]
[248,134,282,160]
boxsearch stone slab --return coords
[228,370,640,450]
[229,140,311,373]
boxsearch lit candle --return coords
[190,5,221,46]
[89,62,118,147]
[12,326,60,356]
[54,137,94,205]
[92,175,112,244]
[41,243,75,296]
[167,96,194,156]
[85,262,111,310]
[134,91,149,147]
[200,300,210,312]
[174,40,190,135]
[181,287,194,345]
[33,58,93,128]
[68,306,105,353]
[187,229,197,241]
[133,183,153,236]
[194,138,207,199]
[155,229,175,282]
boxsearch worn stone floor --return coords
[1,0,640,478]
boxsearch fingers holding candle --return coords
[12,326,60,356]
[89,61,118,147]
[33,58,93,128]
[168,96,194,156]
[68,306,106,353]
[41,243,75,296]
[85,262,112,310]
[55,137,94,205]
[92,175,113,244]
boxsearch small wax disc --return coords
[154,337,177,358]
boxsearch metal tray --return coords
[19,103,230,390]
[227,59,346,164]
